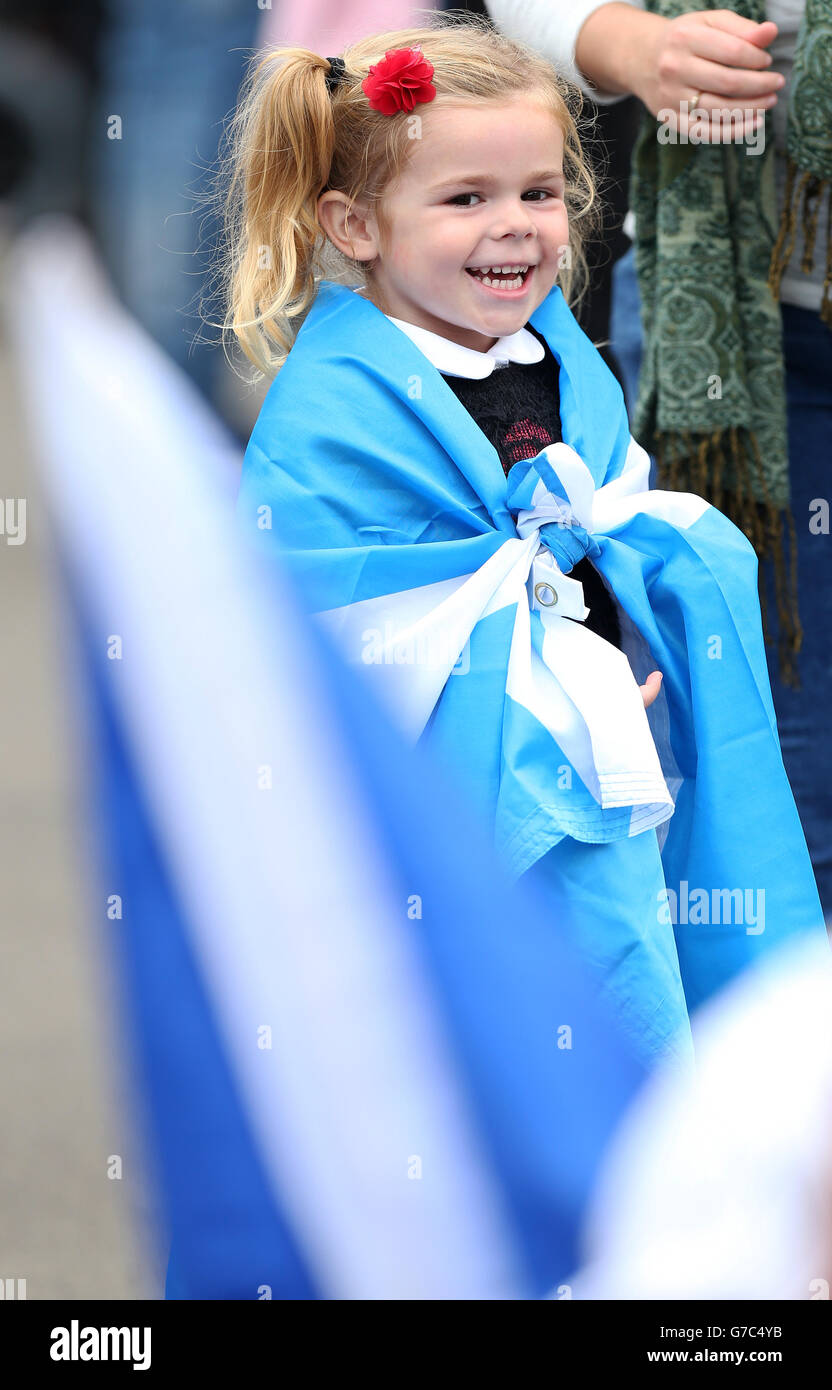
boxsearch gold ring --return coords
[687,89,704,114]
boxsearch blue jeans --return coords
[610,245,643,424]
[611,252,832,918]
[764,303,832,919]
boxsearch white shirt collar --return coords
[350,287,544,378]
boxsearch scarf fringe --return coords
[768,154,832,327]
[655,426,802,688]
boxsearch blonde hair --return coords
[212,9,601,380]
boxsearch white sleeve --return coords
[487,0,645,106]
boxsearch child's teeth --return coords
[468,264,528,288]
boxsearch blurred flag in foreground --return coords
[5,215,644,1299]
[575,931,832,1299]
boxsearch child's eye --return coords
[445,189,561,207]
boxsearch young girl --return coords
[226,14,826,1070]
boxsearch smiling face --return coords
[362,96,569,352]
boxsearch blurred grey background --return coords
[1,220,158,1296]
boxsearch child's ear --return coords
[317,192,379,265]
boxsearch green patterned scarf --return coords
[630,0,832,683]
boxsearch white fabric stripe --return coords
[506,593,604,803]
[317,536,538,740]
[8,216,525,1300]
[529,439,710,536]
[318,436,684,821]
[595,487,711,536]
[536,615,672,818]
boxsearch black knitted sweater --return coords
[440,324,621,648]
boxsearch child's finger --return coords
[641,671,663,709]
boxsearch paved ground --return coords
[0,238,160,1299]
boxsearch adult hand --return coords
[576,5,784,141]
[638,10,783,136]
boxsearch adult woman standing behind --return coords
[490,0,832,919]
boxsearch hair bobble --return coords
[324,56,346,95]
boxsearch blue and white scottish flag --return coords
[7,215,648,1301]
[239,277,828,1065]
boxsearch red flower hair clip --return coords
[362,45,436,116]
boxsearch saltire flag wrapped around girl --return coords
[7,215,646,1301]
[239,277,828,1069]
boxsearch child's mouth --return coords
[465,264,534,297]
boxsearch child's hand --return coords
[641,670,663,709]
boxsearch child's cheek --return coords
[391,243,419,276]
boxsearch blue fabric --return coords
[238,278,828,1064]
[306,614,647,1292]
[610,245,644,426]
[613,249,832,919]
[506,451,603,570]
[74,541,646,1299]
[525,828,691,1065]
[74,567,319,1302]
